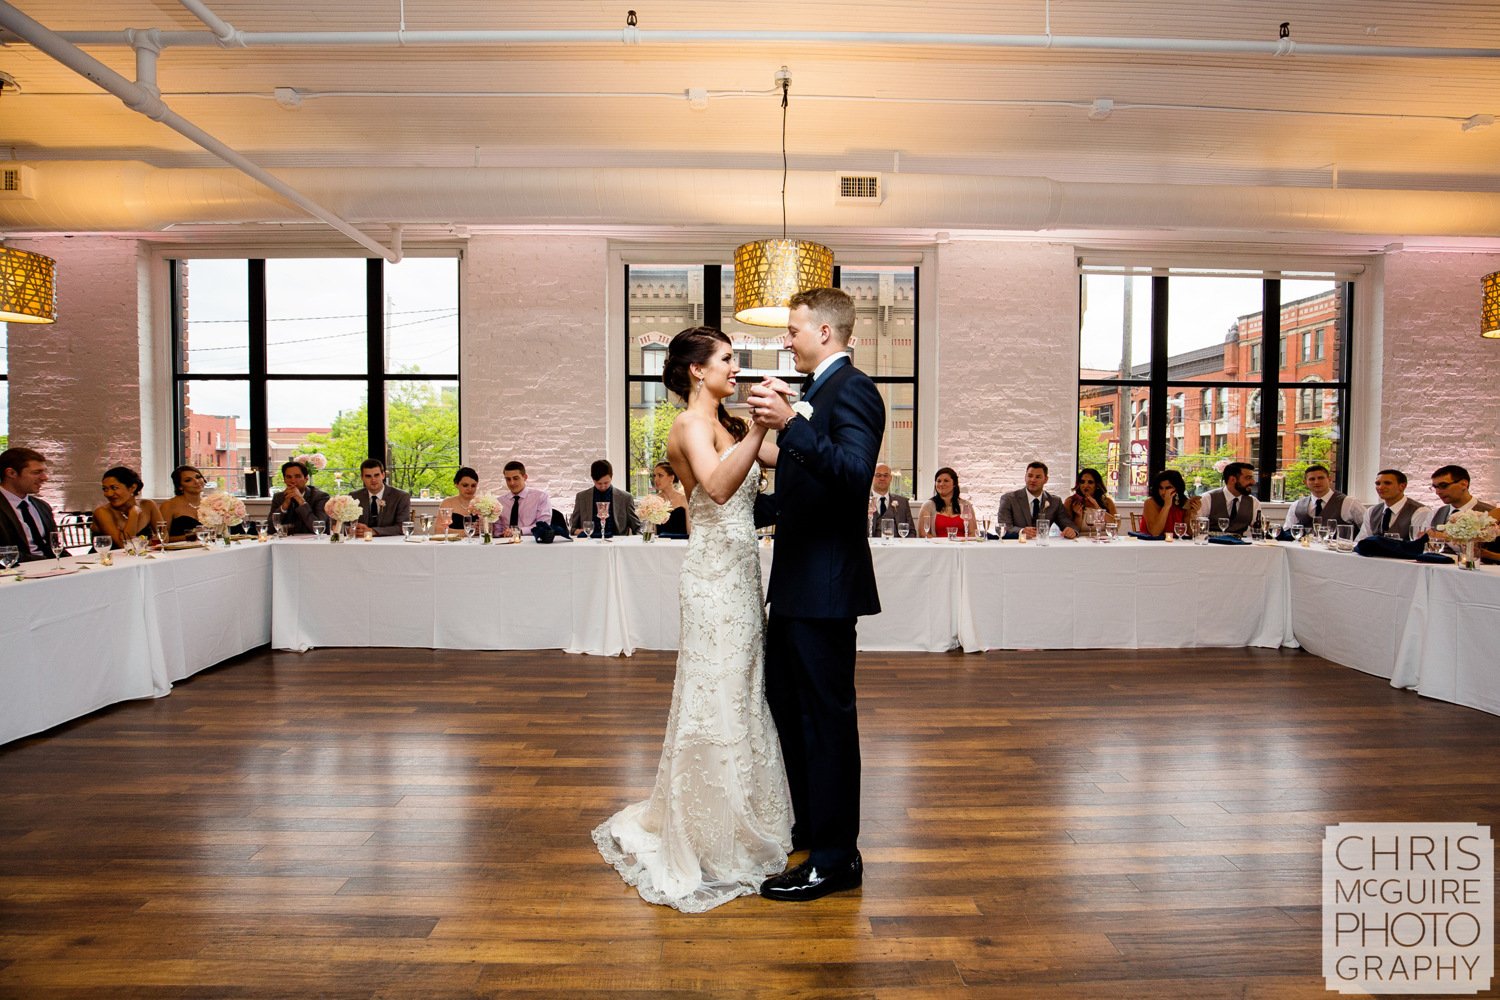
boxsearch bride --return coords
[592,326,793,912]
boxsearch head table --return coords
[2,535,1496,744]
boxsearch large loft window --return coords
[625,263,918,497]
[1078,268,1352,502]
[170,256,460,497]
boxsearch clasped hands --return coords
[746,377,797,431]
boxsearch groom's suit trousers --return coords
[765,612,860,870]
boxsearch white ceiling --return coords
[3,1,1500,241]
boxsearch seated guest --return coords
[652,461,690,536]
[0,446,57,563]
[270,459,330,535]
[916,466,975,537]
[158,465,207,542]
[1139,470,1201,536]
[498,461,553,535]
[1420,464,1494,534]
[92,466,162,548]
[1199,461,1260,535]
[1062,467,1118,532]
[1355,469,1427,541]
[351,458,412,538]
[996,461,1077,539]
[869,462,914,537]
[437,467,480,531]
[570,459,639,538]
[1286,464,1364,531]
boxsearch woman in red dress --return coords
[916,466,975,538]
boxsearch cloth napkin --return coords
[1354,537,1424,559]
[1128,531,1165,541]
[1207,535,1250,545]
[1414,551,1455,564]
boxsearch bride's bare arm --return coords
[756,438,779,468]
[674,414,767,506]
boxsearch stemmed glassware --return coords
[154,520,168,547]
[1172,522,1189,542]
[1216,518,1230,534]
[50,531,65,567]
[897,523,910,540]
[1290,524,1304,542]
[596,502,612,542]
[312,519,327,540]
[0,545,19,571]
[93,536,112,559]
[580,519,594,540]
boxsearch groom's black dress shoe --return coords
[760,853,862,902]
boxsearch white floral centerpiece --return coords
[322,494,363,542]
[1435,510,1500,570]
[636,494,672,541]
[197,491,246,545]
[469,494,504,543]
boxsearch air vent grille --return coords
[0,165,36,200]
[839,175,880,200]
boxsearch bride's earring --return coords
[696,376,704,394]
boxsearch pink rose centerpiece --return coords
[468,494,504,543]
[197,491,246,545]
[636,494,672,541]
[1435,510,1500,570]
[322,494,363,542]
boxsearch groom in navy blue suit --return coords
[747,287,885,902]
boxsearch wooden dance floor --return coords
[2,646,1498,998]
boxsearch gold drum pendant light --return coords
[733,68,833,328]
[0,246,57,324]
[1482,271,1500,339]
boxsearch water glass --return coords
[1035,518,1050,546]
[1216,518,1229,533]
[897,522,910,539]
[312,519,327,538]
[154,520,168,545]
[880,518,895,543]
[946,526,958,540]
[1290,524,1304,541]
[93,536,113,557]
[580,519,594,539]
[0,545,19,570]
[1193,517,1209,539]
[1335,524,1355,550]
[1424,535,1447,555]
[463,517,477,542]
[1173,522,1189,542]
[402,520,416,540]
[50,531,66,565]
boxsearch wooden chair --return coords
[55,516,94,555]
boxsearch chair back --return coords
[56,516,93,555]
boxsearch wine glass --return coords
[0,545,19,571]
[154,520,168,546]
[462,517,477,543]
[897,522,910,540]
[1172,522,1189,542]
[1216,518,1229,534]
[920,515,932,538]
[312,519,327,539]
[50,531,65,566]
[1290,524,1304,542]
[93,535,112,559]
[596,502,612,541]
[194,526,211,546]
[402,520,415,541]
[580,519,594,540]
[946,526,958,540]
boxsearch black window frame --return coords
[1078,274,1354,499]
[168,256,461,496]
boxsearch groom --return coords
[748,287,885,902]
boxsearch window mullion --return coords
[1147,276,1169,479]
[1258,279,1281,499]
[366,258,386,471]
[248,259,269,496]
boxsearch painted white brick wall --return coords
[461,234,610,514]
[1381,251,1500,507]
[933,240,1078,517]
[7,236,144,512]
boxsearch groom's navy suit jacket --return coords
[767,356,885,620]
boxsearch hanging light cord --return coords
[780,74,789,240]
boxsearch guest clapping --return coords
[1140,470,1200,536]
[92,466,161,548]
[270,460,330,535]
[156,465,206,541]
[653,461,690,536]
[437,467,479,531]
[1062,467,1117,533]
[916,467,975,537]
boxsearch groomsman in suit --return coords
[0,446,57,563]
[996,462,1077,539]
[748,286,885,903]
[350,458,412,538]
[1420,464,1494,533]
[868,463,914,537]
[1199,461,1260,535]
[1286,464,1364,531]
[1355,468,1427,541]
[270,459,331,535]
[569,459,639,538]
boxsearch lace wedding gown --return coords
[593,446,793,912]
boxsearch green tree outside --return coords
[1077,412,1112,474]
[295,380,460,497]
[1281,427,1337,501]
[628,402,681,495]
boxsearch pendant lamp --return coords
[1482,271,1500,339]
[0,245,57,324]
[732,68,833,328]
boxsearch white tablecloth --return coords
[1410,565,1500,715]
[1283,546,1427,681]
[0,543,271,744]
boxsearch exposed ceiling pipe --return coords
[16,27,1500,61]
[9,162,1500,240]
[177,0,244,47]
[0,1,396,261]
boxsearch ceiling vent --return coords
[0,165,37,200]
[837,173,882,205]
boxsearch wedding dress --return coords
[593,446,792,912]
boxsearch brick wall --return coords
[1381,250,1500,506]
[933,240,1078,517]
[461,234,609,513]
[7,236,144,512]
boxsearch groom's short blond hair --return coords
[790,287,855,343]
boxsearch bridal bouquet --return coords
[469,494,504,542]
[198,491,246,529]
[636,494,672,526]
[1436,510,1499,570]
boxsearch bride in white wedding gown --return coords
[593,327,792,912]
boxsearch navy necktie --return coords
[1031,497,1041,524]
[1314,497,1324,519]
[18,498,52,558]
[1230,496,1240,524]
[1380,507,1392,535]
[511,494,521,530]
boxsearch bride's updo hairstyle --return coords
[663,326,748,442]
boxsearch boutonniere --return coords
[792,401,814,421]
